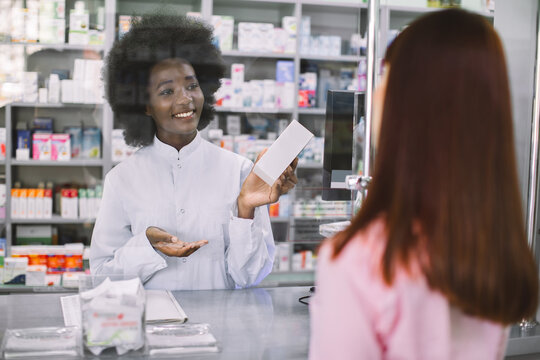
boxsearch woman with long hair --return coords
[309,9,538,359]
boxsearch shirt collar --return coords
[152,131,202,163]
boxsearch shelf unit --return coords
[0,0,493,284]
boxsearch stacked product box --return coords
[275,243,291,272]
[0,128,6,160]
[78,185,102,219]
[298,137,324,164]
[10,1,39,43]
[65,126,83,158]
[298,72,317,108]
[61,59,104,104]
[32,133,71,160]
[11,188,53,219]
[60,188,78,219]
[82,127,101,159]
[229,16,295,54]
[211,15,234,51]
[298,16,341,56]
[215,62,294,110]
[111,129,140,162]
[0,238,5,280]
[292,250,315,271]
[39,0,66,44]
[238,22,274,53]
[68,1,89,45]
[293,196,352,218]
[7,244,85,285]
[276,61,295,109]
[20,117,100,160]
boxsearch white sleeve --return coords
[89,174,167,283]
[225,161,276,288]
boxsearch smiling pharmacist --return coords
[89,13,298,290]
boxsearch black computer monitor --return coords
[322,90,365,201]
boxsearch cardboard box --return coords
[51,134,71,160]
[262,80,276,109]
[22,72,38,103]
[26,264,47,286]
[82,127,101,159]
[18,189,28,219]
[64,126,82,158]
[48,74,61,103]
[68,9,89,45]
[211,16,234,51]
[11,189,19,219]
[276,61,294,83]
[43,189,53,219]
[16,225,53,245]
[253,120,314,186]
[282,16,297,54]
[27,189,36,218]
[32,133,52,160]
[61,189,78,219]
[238,22,256,52]
[3,257,27,284]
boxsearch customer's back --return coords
[310,9,539,360]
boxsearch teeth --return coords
[173,111,194,118]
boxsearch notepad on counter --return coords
[146,290,188,324]
[61,290,187,327]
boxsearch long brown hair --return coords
[333,9,538,324]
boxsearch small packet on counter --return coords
[80,276,146,356]
[146,323,219,356]
[0,326,82,358]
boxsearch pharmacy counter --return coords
[0,286,311,359]
[0,286,539,359]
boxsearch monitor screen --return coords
[322,90,365,201]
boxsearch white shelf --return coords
[300,54,363,62]
[387,5,494,18]
[1,42,105,51]
[297,161,322,169]
[270,217,290,223]
[11,215,96,224]
[294,216,350,220]
[300,0,367,9]
[11,159,103,167]
[215,106,294,114]
[217,0,297,4]
[298,108,325,115]
[221,50,295,59]
[10,102,103,109]
[387,5,437,13]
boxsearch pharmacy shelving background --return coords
[0,0,493,287]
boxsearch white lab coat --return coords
[90,133,275,290]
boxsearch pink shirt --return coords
[309,220,508,360]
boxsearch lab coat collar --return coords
[152,131,202,163]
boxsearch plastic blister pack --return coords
[0,326,83,359]
[146,323,219,356]
[319,220,351,238]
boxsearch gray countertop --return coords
[0,287,311,359]
[0,286,539,359]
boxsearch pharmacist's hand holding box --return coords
[238,120,312,219]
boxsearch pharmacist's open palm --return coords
[146,226,208,257]
[240,149,299,208]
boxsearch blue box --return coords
[17,129,31,149]
[64,126,82,158]
[82,127,101,159]
[33,117,54,133]
[276,61,294,83]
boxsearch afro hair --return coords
[104,12,225,147]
